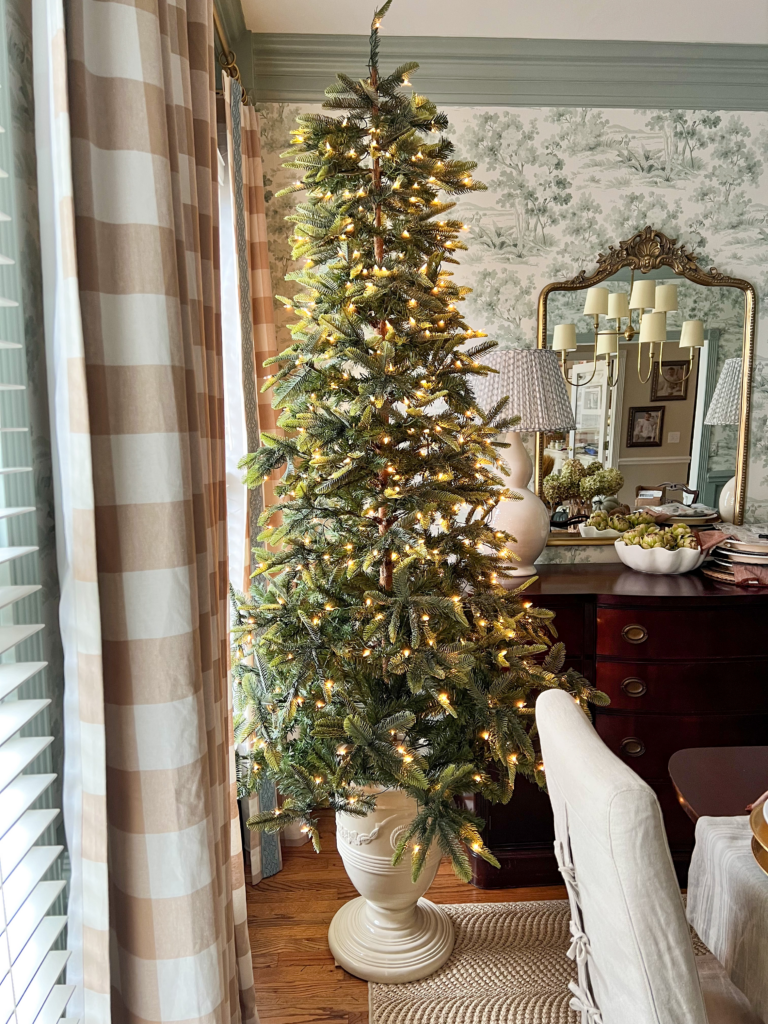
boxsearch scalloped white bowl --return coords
[614,539,706,575]
[579,525,622,539]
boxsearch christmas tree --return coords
[232,0,607,882]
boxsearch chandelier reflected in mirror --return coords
[553,276,705,389]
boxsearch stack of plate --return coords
[703,537,768,584]
[751,802,768,876]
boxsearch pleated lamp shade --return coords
[474,348,576,432]
[705,357,742,426]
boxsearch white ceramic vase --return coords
[328,788,455,983]
[492,431,551,575]
[719,475,736,523]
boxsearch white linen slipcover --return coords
[687,816,768,1023]
[537,689,708,1024]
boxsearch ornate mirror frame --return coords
[534,227,756,531]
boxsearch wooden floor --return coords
[246,810,566,1024]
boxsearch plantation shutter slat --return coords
[0,735,52,788]
[4,847,64,921]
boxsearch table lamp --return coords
[704,357,742,523]
[474,349,576,574]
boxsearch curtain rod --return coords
[213,4,248,104]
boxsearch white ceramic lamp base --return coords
[493,431,551,575]
[329,789,455,983]
[719,476,736,524]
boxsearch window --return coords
[0,0,70,1019]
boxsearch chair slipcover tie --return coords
[555,842,581,899]
[567,919,592,967]
[569,981,604,1023]
[556,834,604,1024]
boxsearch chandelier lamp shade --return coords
[552,277,706,388]
[704,357,743,523]
[475,348,575,575]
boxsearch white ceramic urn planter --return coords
[328,788,455,983]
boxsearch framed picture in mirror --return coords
[627,406,664,447]
[651,360,689,401]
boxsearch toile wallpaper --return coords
[257,102,768,562]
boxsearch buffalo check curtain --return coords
[33,1,110,1022]
[223,79,281,568]
[222,76,283,884]
[34,0,258,1019]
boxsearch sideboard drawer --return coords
[595,660,768,714]
[597,606,768,660]
[594,711,768,781]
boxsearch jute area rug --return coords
[368,900,578,1024]
[369,899,712,1024]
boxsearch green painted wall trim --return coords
[248,34,768,109]
[213,0,246,55]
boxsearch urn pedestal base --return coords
[328,895,454,983]
[330,788,455,983]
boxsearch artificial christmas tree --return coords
[231,1,607,975]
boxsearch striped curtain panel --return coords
[224,81,282,554]
[34,0,258,1020]
[222,77,284,883]
[32,1,110,1022]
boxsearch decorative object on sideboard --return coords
[474,348,575,573]
[580,508,654,539]
[543,459,624,527]
[704,357,742,523]
[535,227,756,534]
[613,522,706,575]
[704,529,768,585]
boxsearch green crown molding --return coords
[247,34,768,109]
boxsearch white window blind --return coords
[0,1,71,1022]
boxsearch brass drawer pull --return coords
[621,677,647,698]
[621,737,646,758]
[622,623,648,644]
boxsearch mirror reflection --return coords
[542,268,745,524]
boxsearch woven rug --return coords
[369,899,710,1024]
[368,900,578,1024]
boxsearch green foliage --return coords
[579,466,624,504]
[232,3,607,882]
[542,459,623,510]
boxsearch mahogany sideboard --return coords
[466,563,768,888]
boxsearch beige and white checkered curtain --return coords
[33,2,110,1021]
[240,101,281,511]
[35,0,258,1019]
[221,77,286,880]
[224,84,282,550]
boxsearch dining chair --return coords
[536,689,761,1024]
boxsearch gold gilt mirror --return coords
[534,227,755,541]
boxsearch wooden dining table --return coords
[670,746,768,1023]
[668,745,768,822]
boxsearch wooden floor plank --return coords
[248,809,566,1024]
